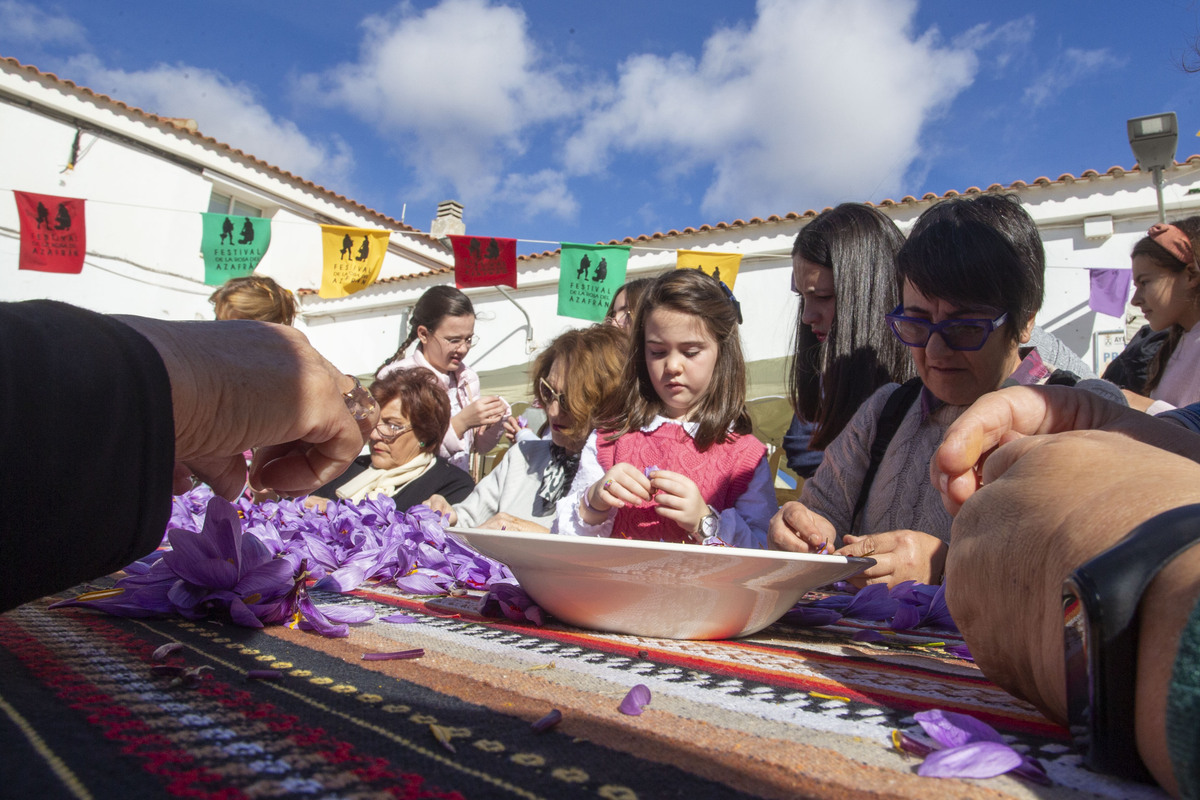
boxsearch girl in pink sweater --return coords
[556,269,774,548]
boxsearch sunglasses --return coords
[885,303,1008,351]
[536,376,566,409]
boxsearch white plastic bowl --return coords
[448,528,872,640]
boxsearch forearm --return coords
[1136,546,1200,796]
[1,303,174,610]
[718,460,775,549]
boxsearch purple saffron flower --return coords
[618,684,651,715]
[908,710,1051,785]
[780,605,844,627]
[480,582,545,626]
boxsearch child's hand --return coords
[646,469,708,537]
[767,501,837,553]
[586,464,652,515]
[454,396,507,433]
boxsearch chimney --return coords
[430,200,465,239]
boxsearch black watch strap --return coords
[1064,502,1200,780]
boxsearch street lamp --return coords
[1127,112,1178,223]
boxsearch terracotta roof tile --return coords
[516,156,1200,262]
[2,56,438,242]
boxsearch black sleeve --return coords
[0,301,175,611]
[390,459,476,511]
[310,456,371,499]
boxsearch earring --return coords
[418,441,428,448]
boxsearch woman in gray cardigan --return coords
[768,194,1122,586]
[424,324,627,531]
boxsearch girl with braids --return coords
[376,285,508,473]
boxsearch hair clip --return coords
[718,280,743,324]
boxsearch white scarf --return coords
[335,452,436,503]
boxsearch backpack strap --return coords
[851,378,923,530]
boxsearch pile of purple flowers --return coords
[781,581,959,634]
[54,487,514,637]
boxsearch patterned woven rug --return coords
[0,582,1167,800]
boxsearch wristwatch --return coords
[696,506,722,544]
[1062,502,1200,781]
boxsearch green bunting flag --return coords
[557,243,630,322]
[201,212,272,285]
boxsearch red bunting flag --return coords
[14,191,86,273]
[449,235,517,289]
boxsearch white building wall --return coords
[6,59,1200,393]
[0,61,447,324]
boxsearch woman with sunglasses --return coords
[769,194,1122,586]
[375,285,509,473]
[424,325,627,532]
[310,367,474,509]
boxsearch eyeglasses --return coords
[885,303,1008,351]
[536,376,566,409]
[435,333,479,349]
[606,308,631,327]
[374,419,413,442]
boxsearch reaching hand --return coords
[117,316,374,500]
[422,494,457,525]
[767,501,837,553]
[836,530,948,587]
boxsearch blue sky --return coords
[5,0,1200,254]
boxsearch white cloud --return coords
[494,169,579,220]
[295,0,585,218]
[0,0,86,48]
[954,16,1035,71]
[564,0,979,218]
[65,55,354,186]
[1023,47,1125,108]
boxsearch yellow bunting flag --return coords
[319,226,390,298]
[676,250,742,289]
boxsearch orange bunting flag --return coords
[449,235,517,289]
[319,225,390,298]
[676,250,742,290]
[14,190,86,273]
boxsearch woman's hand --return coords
[836,530,948,587]
[422,494,457,525]
[453,395,508,435]
[767,501,837,553]
[647,469,708,538]
[582,464,651,521]
[116,316,373,500]
[477,512,549,533]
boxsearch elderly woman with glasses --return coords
[375,285,509,474]
[768,194,1123,587]
[310,367,474,509]
[424,325,627,532]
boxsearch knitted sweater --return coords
[800,384,957,543]
[801,358,1125,544]
[555,417,775,549]
[593,423,766,542]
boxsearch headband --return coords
[1148,223,1193,265]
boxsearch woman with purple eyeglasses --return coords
[768,194,1123,587]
